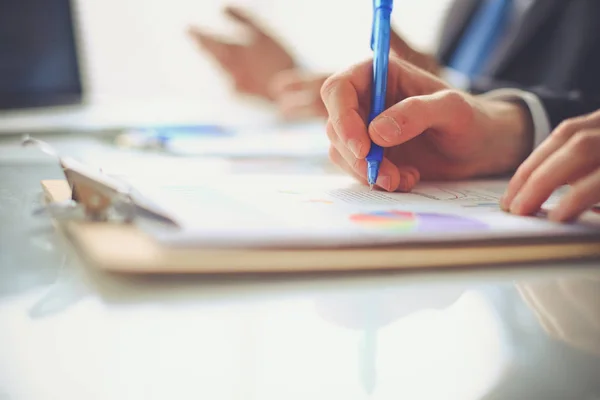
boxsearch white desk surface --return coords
[1,129,599,400]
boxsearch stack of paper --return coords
[132,174,600,249]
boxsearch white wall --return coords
[74,0,452,104]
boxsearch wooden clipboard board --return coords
[42,179,600,274]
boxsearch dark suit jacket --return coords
[435,0,600,129]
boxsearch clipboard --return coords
[29,137,600,274]
[39,181,600,274]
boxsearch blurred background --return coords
[75,0,451,106]
[0,0,452,130]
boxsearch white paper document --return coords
[133,174,600,249]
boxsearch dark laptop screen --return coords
[0,0,82,110]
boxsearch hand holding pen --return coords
[320,58,533,192]
[365,0,394,189]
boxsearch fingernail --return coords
[347,139,363,158]
[371,116,401,143]
[499,194,509,211]
[509,194,523,214]
[376,175,391,191]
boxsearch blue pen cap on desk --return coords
[116,124,233,149]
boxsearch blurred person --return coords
[189,1,600,125]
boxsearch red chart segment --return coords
[349,210,487,232]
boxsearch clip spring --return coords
[23,135,137,223]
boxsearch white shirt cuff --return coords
[479,88,552,149]
[441,67,471,91]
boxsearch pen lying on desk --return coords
[115,124,230,149]
[366,0,393,190]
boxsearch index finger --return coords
[320,61,372,159]
[501,113,595,210]
[187,27,235,66]
[224,6,267,36]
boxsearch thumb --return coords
[224,6,266,35]
[368,90,474,146]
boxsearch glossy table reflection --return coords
[0,136,599,400]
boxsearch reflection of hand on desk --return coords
[314,287,465,395]
[517,277,600,356]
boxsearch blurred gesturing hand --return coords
[321,58,533,192]
[188,8,439,118]
[502,110,600,222]
[188,6,296,100]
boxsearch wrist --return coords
[480,99,534,175]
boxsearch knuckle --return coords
[441,89,464,104]
[328,146,339,163]
[329,113,343,132]
[570,129,600,155]
[587,109,600,123]
[553,119,580,140]
[526,168,547,191]
[398,97,427,120]
[512,164,532,183]
[325,122,337,142]
[566,188,588,209]
[401,96,425,110]
[447,90,474,121]
[436,89,474,128]
[330,109,355,134]
[319,76,339,101]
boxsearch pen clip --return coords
[370,0,376,50]
[371,0,393,51]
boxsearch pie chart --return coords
[349,210,487,232]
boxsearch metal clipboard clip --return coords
[23,135,146,223]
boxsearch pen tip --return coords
[369,183,374,191]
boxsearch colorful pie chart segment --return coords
[349,210,487,232]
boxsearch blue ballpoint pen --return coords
[366,0,393,190]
